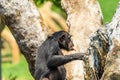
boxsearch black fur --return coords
[35,31,84,80]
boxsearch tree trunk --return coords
[61,0,102,80]
[62,0,120,80]
[0,0,47,76]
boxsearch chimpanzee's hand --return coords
[72,53,85,60]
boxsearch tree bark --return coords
[82,2,120,80]
[61,0,102,80]
[1,0,120,80]
[101,3,120,80]
[62,0,120,80]
[0,0,47,76]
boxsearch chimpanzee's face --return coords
[59,33,74,51]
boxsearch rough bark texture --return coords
[0,0,47,76]
[1,0,120,80]
[77,2,120,80]
[101,3,120,80]
[61,0,102,80]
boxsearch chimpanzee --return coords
[34,31,84,80]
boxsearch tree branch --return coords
[83,2,120,80]
[101,2,120,80]
[0,0,47,76]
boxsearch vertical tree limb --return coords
[61,0,102,80]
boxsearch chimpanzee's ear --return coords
[59,34,66,42]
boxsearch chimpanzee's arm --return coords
[47,53,84,69]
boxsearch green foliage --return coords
[34,0,66,18]
[34,0,44,6]
[34,0,120,24]
[98,0,120,24]
[51,0,61,7]
[2,55,34,80]
[34,0,61,7]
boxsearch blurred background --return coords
[1,0,120,80]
